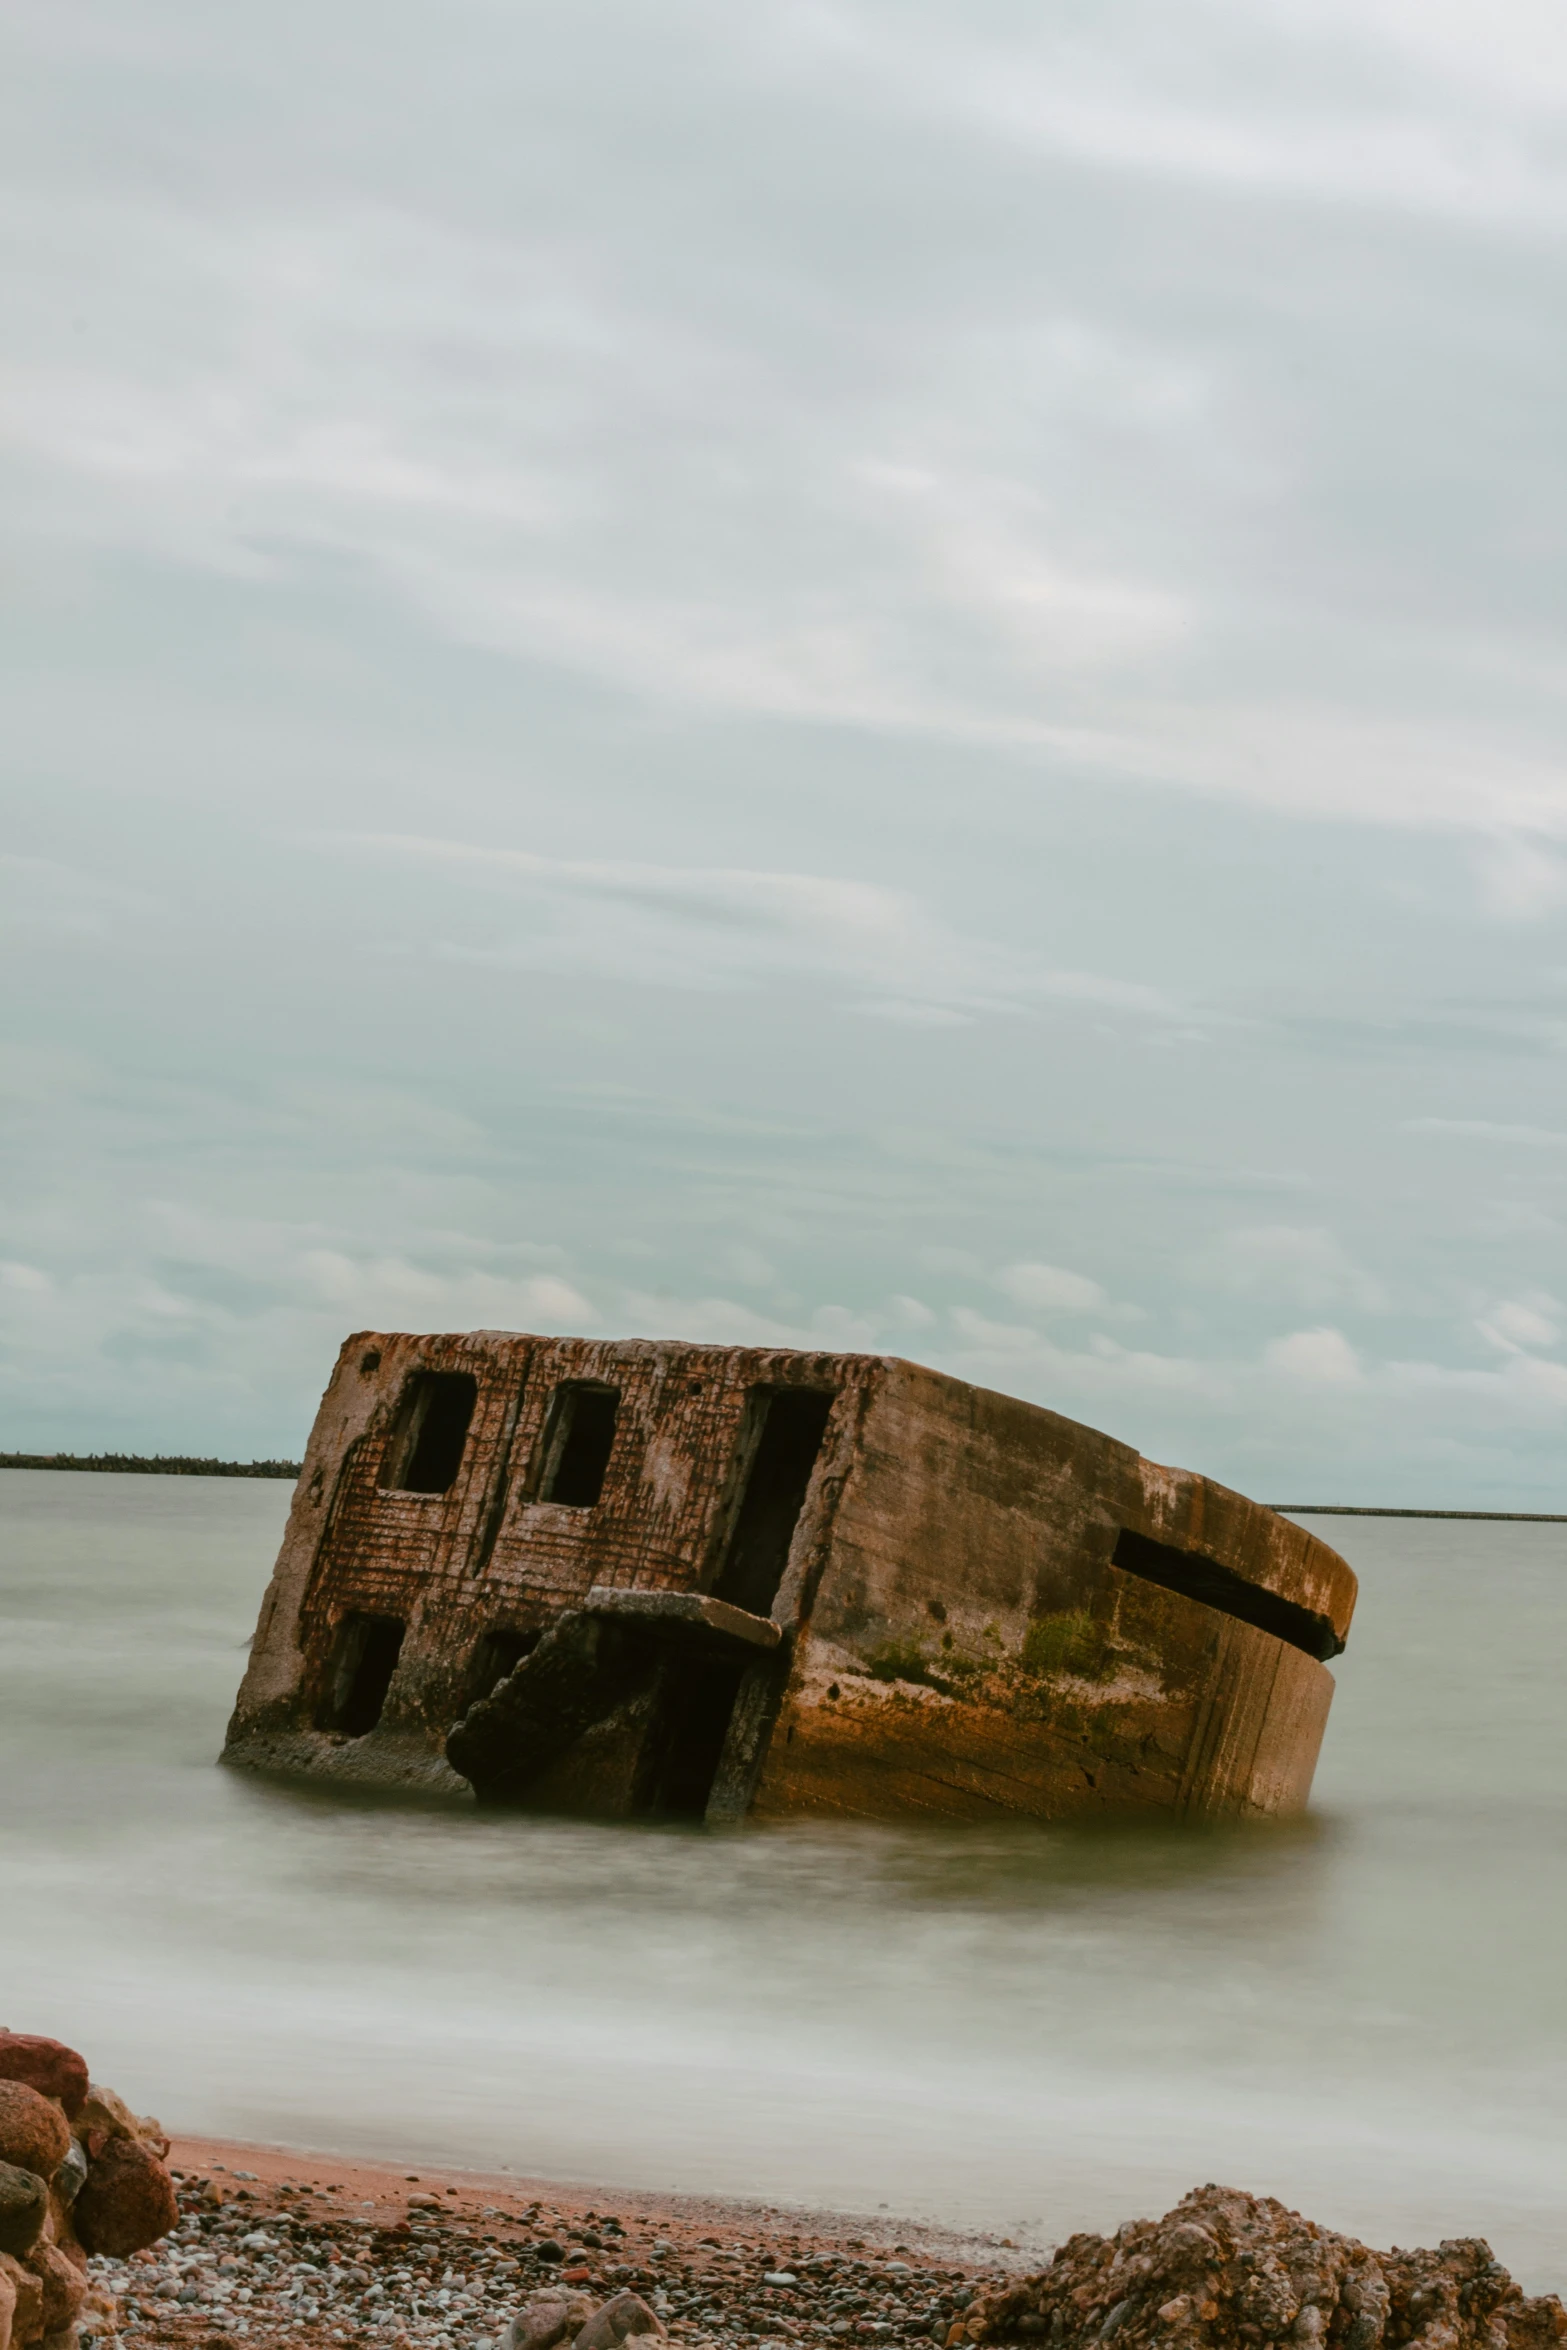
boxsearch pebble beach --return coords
[105,2137,1019,2350]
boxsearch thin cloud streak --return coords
[4,0,1567,1496]
[7,6,1567,832]
[324,831,1188,1024]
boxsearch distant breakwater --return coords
[0,1460,1560,1512]
[1273,1504,1567,1522]
[0,1453,301,1479]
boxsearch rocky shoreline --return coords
[0,2028,180,2348]
[103,2137,1017,2350]
[3,2036,1565,2350]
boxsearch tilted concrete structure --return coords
[223,1330,1356,1823]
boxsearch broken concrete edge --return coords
[583,1587,783,1649]
[217,1727,473,1802]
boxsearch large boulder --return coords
[967,2187,1567,2350]
[0,2042,86,2126]
[497,2291,597,2350]
[0,2093,66,2188]
[0,2172,45,2262]
[573,2291,666,2350]
[21,2243,84,2337]
[77,2084,167,2160]
[0,2252,43,2350]
[72,2137,177,2258]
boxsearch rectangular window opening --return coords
[316,1612,406,1737]
[382,1371,478,1495]
[1111,1529,1345,1662]
[713,1388,833,1618]
[466,1626,540,1708]
[538,1383,619,1509]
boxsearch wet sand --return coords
[169,2136,1029,2264]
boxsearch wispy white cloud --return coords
[1477,1293,1561,1354]
[0,855,160,937]
[949,1306,1223,1401]
[8,4,1567,838]
[1264,1326,1364,1385]
[996,1262,1107,1315]
[887,1294,937,1331]
[992,1261,1145,1325]
[1476,836,1567,920]
[323,832,1185,1025]
[7,0,1567,1500]
[616,1291,879,1351]
[879,2,1567,227]
[1191,1226,1388,1312]
[0,1261,51,1294]
[1405,1120,1567,1148]
[302,1251,596,1331]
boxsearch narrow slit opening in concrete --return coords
[538,1384,619,1508]
[384,1371,478,1495]
[317,1612,406,1736]
[466,1626,540,1707]
[1111,1528,1345,1661]
[713,1388,833,1617]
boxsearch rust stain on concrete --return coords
[223,1332,1356,1824]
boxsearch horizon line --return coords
[2,1453,1564,1519]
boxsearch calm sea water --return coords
[2,1470,1565,2285]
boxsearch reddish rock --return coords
[0,2039,86,2124]
[0,2089,67,2187]
[0,2170,45,2263]
[72,2136,177,2258]
[77,2082,163,2151]
[969,2186,1567,2350]
[574,2291,667,2350]
[22,2241,84,2335]
[499,2294,596,2350]
[0,2250,43,2350]
[75,2089,133,2148]
[43,2201,84,2274]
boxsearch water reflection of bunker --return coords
[223,1331,1357,1823]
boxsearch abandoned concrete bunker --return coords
[224,1331,1357,1824]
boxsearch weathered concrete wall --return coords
[224,1330,866,1795]
[224,1330,1355,1823]
[751,1359,1349,1822]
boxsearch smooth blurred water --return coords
[3,1471,1566,2286]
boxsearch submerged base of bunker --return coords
[223,1332,1356,1824]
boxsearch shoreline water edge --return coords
[29,2127,1567,2350]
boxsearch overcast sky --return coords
[5,0,1567,1501]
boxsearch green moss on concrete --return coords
[1022,1608,1111,1680]
[864,1639,958,1696]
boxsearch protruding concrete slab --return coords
[583,1586,782,1649]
